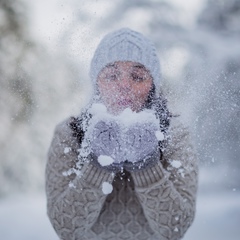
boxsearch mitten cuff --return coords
[131,160,169,188]
[81,162,115,188]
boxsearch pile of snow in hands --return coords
[88,103,165,166]
[63,103,166,194]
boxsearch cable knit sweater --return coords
[45,116,198,240]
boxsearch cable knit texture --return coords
[45,116,198,240]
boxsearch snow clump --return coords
[69,181,76,189]
[98,155,114,166]
[170,160,182,168]
[102,182,113,195]
[88,103,160,129]
[155,130,164,141]
[64,147,71,154]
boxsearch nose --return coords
[118,74,132,91]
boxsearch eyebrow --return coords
[133,64,150,74]
[133,64,145,69]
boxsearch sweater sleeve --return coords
[130,117,198,240]
[45,118,115,240]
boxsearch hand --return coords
[88,120,161,172]
[122,122,159,163]
[90,120,121,159]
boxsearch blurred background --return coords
[0,0,239,239]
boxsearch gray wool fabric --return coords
[90,28,161,95]
[45,116,198,240]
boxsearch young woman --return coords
[45,28,198,240]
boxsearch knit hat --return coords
[90,28,161,96]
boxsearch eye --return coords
[105,74,118,81]
[131,73,144,82]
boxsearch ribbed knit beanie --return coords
[90,28,161,96]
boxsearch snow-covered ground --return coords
[185,191,240,240]
[0,167,239,240]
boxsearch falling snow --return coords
[102,182,113,195]
[68,181,76,189]
[1,1,239,239]
[170,160,182,169]
[64,147,71,154]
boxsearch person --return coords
[45,28,198,240]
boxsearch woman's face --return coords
[97,61,153,114]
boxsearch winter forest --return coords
[0,0,239,239]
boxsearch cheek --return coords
[133,83,152,100]
[99,82,118,100]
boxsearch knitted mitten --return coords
[90,120,121,159]
[89,119,161,172]
[122,122,159,163]
[122,122,161,171]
